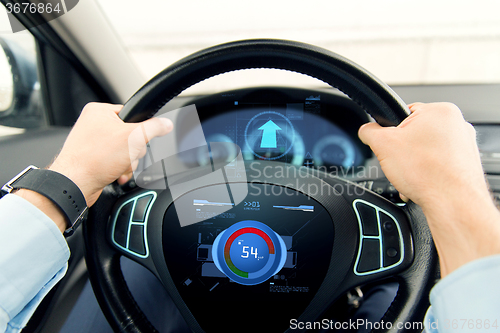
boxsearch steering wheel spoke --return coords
[322,176,415,284]
[108,188,161,272]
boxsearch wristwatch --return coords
[1,165,88,237]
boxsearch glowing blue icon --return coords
[259,120,281,148]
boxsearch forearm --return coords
[423,188,500,278]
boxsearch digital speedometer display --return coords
[212,220,287,285]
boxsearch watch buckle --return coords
[64,207,88,237]
[1,165,39,196]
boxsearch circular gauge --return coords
[312,135,356,168]
[244,111,296,161]
[212,221,287,286]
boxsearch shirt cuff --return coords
[3,265,67,333]
[0,194,70,326]
[425,254,500,332]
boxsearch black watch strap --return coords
[1,166,88,237]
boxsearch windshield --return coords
[97,0,500,87]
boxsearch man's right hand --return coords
[358,102,500,277]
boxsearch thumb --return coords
[141,117,174,142]
[127,117,174,161]
[358,122,384,146]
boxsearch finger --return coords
[399,193,410,203]
[110,104,124,115]
[118,174,131,185]
[127,117,173,162]
[117,159,139,185]
[117,165,133,185]
[358,122,383,146]
[141,117,174,143]
[137,144,148,160]
[131,159,139,172]
[117,170,134,185]
[466,122,477,138]
[407,102,424,113]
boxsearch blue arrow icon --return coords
[259,120,282,148]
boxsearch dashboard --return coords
[175,87,373,171]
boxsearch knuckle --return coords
[466,122,476,135]
[81,102,99,115]
[408,102,424,111]
[440,102,462,116]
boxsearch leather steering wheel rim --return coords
[84,39,439,333]
[118,39,409,126]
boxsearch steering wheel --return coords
[83,39,438,333]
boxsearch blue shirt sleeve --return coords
[0,194,70,333]
[424,254,500,332]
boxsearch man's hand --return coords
[359,102,487,209]
[16,103,172,234]
[17,103,172,232]
[358,102,500,277]
[49,103,173,207]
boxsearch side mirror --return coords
[0,37,41,128]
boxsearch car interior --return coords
[0,1,499,332]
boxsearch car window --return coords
[96,0,500,91]
[0,12,47,137]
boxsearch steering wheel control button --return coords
[356,239,380,273]
[380,212,402,267]
[386,248,398,258]
[212,221,287,285]
[132,194,153,222]
[111,191,157,258]
[353,199,404,275]
[128,225,146,255]
[354,201,379,236]
[383,220,394,232]
[113,202,133,247]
